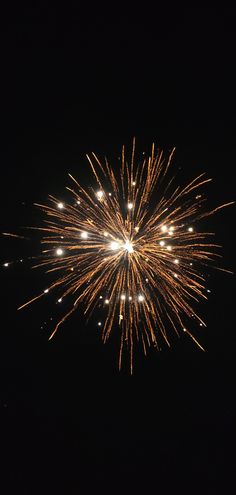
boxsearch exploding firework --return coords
[15,139,233,372]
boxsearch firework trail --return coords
[16,139,233,372]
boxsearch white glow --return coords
[159,240,165,247]
[97,190,104,200]
[188,227,193,232]
[123,240,134,253]
[44,289,49,293]
[207,289,211,293]
[138,295,144,302]
[174,273,178,278]
[127,202,133,210]
[4,262,9,267]
[108,192,112,196]
[105,299,109,304]
[58,298,62,303]
[128,296,132,301]
[104,232,108,237]
[132,181,136,186]
[98,321,102,326]
[119,314,123,320]
[134,226,139,232]
[57,202,64,209]
[168,231,173,236]
[174,259,179,264]
[81,231,88,239]
[169,226,174,232]
[56,248,63,256]
[110,241,120,250]
[99,296,103,299]
[121,294,126,301]
[77,200,81,205]
[161,225,167,232]
[166,245,172,251]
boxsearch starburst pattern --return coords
[17,139,233,372]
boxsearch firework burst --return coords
[16,139,233,372]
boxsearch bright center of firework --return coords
[110,241,120,250]
[123,240,134,253]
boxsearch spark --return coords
[81,231,88,239]
[96,190,104,200]
[4,262,9,267]
[16,139,234,373]
[110,241,120,250]
[56,248,63,256]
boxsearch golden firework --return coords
[17,139,234,372]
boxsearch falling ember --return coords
[15,138,234,373]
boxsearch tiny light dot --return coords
[161,225,167,232]
[138,295,144,302]
[58,298,62,303]
[166,245,172,251]
[98,322,102,326]
[174,273,178,278]
[188,227,193,232]
[77,200,81,205]
[4,263,9,267]
[57,202,64,209]
[190,262,193,266]
[183,328,187,332]
[145,278,149,282]
[200,323,203,327]
[110,241,119,250]
[207,289,211,293]
[169,226,174,232]
[121,294,126,301]
[127,202,133,210]
[174,259,179,264]
[56,248,63,256]
[108,192,112,196]
[119,314,123,320]
[99,296,103,299]
[104,232,108,237]
[159,241,165,247]
[128,296,132,301]
[134,226,139,232]
[132,181,136,186]
[44,289,49,293]
[81,231,88,239]
[168,231,173,236]
[70,267,74,271]
[97,190,104,200]
[105,299,109,304]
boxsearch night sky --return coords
[1,7,236,494]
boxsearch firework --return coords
[16,139,233,372]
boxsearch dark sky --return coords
[1,6,236,494]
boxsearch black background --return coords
[1,6,236,494]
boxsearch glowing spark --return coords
[110,241,119,250]
[121,294,126,301]
[138,295,144,302]
[98,322,102,326]
[56,248,63,256]
[127,202,133,210]
[96,190,104,200]
[57,202,64,209]
[188,227,193,232]
[4,263,9,267]
[174,259,179,264]
[44,289,49,293]
[159,241,165,247]
[128,296,132,301]
[105,299,109,304]
[166,245,172,251]
[58,298,62,303]
[123,240,134,253]
[81,231,88,239]
[161,225,167,232]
